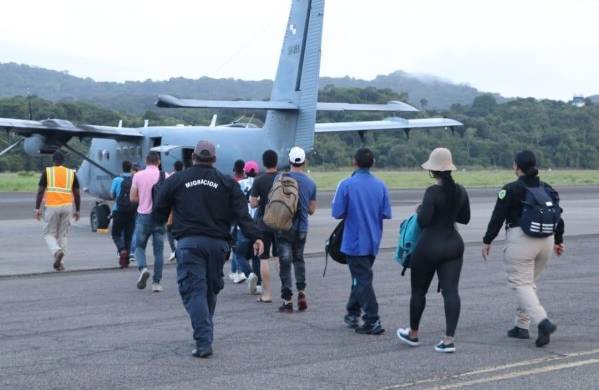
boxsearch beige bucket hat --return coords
[421,147,457,171]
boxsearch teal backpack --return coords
[395,213,422,275]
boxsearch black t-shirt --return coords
[39,168,80,189]
[250,171,278,217]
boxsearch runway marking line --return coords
[379,348,599,389]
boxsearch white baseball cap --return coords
[288,146,306,165]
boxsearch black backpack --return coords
[151,171,166,212]
[115,176,134,213]
[519,185,561,238]
[323,220,346,276]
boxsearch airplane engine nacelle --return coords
[23,135,60,156]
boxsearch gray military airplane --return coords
[0,0,461,230]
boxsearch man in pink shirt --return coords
[130,151,166,292]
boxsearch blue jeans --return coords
[135,213,165,283]
[176,236,229,350]
[233,228,252,276]
[277,232,307,300]
[346,255,379,323]
[130,215,138,255]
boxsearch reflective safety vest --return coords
[45,166,75,207]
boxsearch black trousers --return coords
[111,211,136,253]
[410,256,463,337]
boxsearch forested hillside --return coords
[0,63,498,112]
[1,86,598,172]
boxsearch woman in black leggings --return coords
[397,148,470,353]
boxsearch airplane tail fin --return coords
[265,0,325,153]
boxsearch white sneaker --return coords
[247,273,258,294]
[256,285,263,295]
[168,252,176,262]
[234,272,247,284]
[137,268,150,290]
[152,283,163,293]
[228,272,237,282]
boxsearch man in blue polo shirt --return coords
[332,148,392,335]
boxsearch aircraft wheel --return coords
[90,205,110,232]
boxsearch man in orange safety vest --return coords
[35,151,81,271]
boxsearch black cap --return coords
[515,150,538,176]
[52,151,64,164]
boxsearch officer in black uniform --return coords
[153,140,264,358]
[482,150,565,348]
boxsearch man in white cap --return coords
[276,146,317,313]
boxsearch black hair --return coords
[246,169,257,178]
[233,159,245,175]
[354,148,374,169]
[52,151,64,164]
[431,170,458,205]
[262,149,278,169]
[146,151,160,165]
[174,160,184,172]
[122,160,132,173]
[515,150,539,177]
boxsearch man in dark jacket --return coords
[153,140,263,358]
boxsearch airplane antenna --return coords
[209,114,217,127]
[26,91,33,120]
[117,120,123,128]
[144,119,149,127]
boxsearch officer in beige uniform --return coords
[482,150,565,347]
[35,151,81,271]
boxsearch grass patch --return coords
[0,172,40,192]
[307,169,599,191]
[1,169,599,192]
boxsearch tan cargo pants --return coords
[504,227,553,329]
[42,204,72,256]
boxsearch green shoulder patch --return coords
[498,189,507,200]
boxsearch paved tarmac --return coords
[0,187,598,275]
[2,233,599,389]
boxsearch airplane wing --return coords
[156,95,418,112]
[0,118,143,140]
[156,95,298,111]
[315,117,462,133]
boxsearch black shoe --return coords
[192,347,213,358]
[355,320,385,335]
[435,341,456,353]
[344,314,359,329]
[507,326,530,340]
[536,319,557,348]
[278,302,293,314]
[396,328,420,347]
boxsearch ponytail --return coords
[432,171,457,204]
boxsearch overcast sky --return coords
[0,0,597,100]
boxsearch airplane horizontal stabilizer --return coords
[156,95,298,111]
[316,101,418,112]
[157,95,418,113]
[314,117,463,133]
[0,118,143,140]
